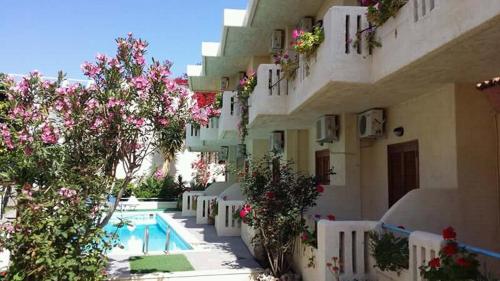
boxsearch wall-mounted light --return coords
[393,127,404,137]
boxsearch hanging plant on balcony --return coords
[291,26,324,57]
[236,73,256,142]
[273,51,299,80]
[354,0,408,52]
[369,230,409,273]
[419,227,483,281]
[214,92,223,110]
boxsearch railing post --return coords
[165,228,171,254]
[143,225,149,254]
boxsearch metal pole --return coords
[143,225,149,254]
[165,229,171,254]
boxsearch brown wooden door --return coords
[388,140,419,207]
[315,149,330,185]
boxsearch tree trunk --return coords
[98,178,130,228]
[0,185,12,219]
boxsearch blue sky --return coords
[0,0,247,79]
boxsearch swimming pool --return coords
[105,212,192,255]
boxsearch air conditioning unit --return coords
[220,77,229,90]
[298,17,314,32]
[269,131,285,154]
[316,115,339,144]
[271,29,284,52]
[218,146,229,162]
[358,109,384,138]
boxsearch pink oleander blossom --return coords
[154,168,165,180]
[130,76,149,92]
[96,53,108,63]
[81,62,101,77]
[157,117,169,126]
[41,123,59,144]
[0,124,14,149]
[58,187,77,198]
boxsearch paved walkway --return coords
[107,211,261,277]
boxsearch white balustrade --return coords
[181,191,204,217]
[200,116,220,142]
[288,6,372,112]
[185,123,202,151]
[215,200,244,236]
[409,231,444,281]
[196,195,217,224]
[219,91,240,140]
[413,0,437,22]
[317,220,378,281]
[248,64,288,126]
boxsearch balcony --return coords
[200,116,220,142]
[286,6,372,116]
[185,123,202,152]
[218,91,240,143]
[185,123,218,152]
[248,64,289,129]
[372,0,500,84]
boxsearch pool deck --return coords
[107,211,261,277]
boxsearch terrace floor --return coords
[107,211,261,278]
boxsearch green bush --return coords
[134,176,183,200]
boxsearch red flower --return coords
[456,257,470,267]
[428,258,441,269]
[301,232,309,241]
[327,214,336,221]
[316,184,325,193]
[239,204,251,219]
[442,226,456,240]
[442,242,458,256]
[0,271,6,277]
[265,191,275,200]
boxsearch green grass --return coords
[129,254,194,274]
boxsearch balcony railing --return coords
[181,191,204,217]
[287,6,371,113]
[248,64,288,126]
[195,195,217,224]
[200,116,219,142]
[219,91,240,141]
[315,221,500,281]
[185,123,202,151]
[372,0,500,81]
[215,200,244,237]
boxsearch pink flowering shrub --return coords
[191,157,211,189]
[0,34,206,280]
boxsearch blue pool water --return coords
[105,212,192,253]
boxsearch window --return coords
[315,149,330,185]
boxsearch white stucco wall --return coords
[360,84,458,219]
